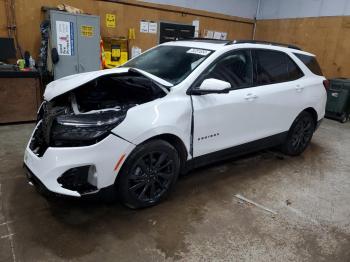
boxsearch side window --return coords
[287,57,304,80]
[254,50,303,85]
[198,49,253,89]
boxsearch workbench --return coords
[0,71,42,124]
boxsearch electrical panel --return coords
[49,10,100,79]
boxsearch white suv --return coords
[24,39,327,208]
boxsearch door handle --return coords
[295,85,304,92]
[244,93,258,101]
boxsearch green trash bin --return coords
[325,78,350,123]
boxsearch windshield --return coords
[123,45,213,85]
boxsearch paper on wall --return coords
[56,21,74,56]
[213,31,221,40]
[205,30,214,38]
[106,13,116,28]
[140,20,149,33]
[148,22,158,34]
[192,20,200,38]
[220,32,227,40]
[192,20,200,31]
[131,46,142,58]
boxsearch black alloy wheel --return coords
[118,140,180,208]
[128,152,174,202]
[281,111,315,156]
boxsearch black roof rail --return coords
[228,40,302,50]
[174,37,231,44]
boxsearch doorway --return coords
[159,22,195,43]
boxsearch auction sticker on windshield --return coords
[186,48,211,56]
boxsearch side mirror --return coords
[191,78,231,95]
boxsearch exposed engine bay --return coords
[30,71,167,156]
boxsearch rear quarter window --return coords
[294,53,323,76]
[253,49,304,85]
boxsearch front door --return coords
[191,49,257,157]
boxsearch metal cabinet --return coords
[49,11,100,79]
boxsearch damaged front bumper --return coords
[23,132,135,197]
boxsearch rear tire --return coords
[118,140,180,209]
[281,111,315,156]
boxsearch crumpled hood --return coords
[44,67,172,101]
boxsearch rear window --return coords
[294,53,323,76]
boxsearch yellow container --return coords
[103,37,128,68]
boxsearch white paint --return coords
[24,131,136,196]
[44,67,172,101]
[25,41,327,197]
[257,0,350,19]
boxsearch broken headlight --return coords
[51,110,126,147]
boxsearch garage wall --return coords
[255,0,350,78]
[0,0,254,59]
[139,0,259,19]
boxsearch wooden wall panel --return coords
[255,17,350,78]
[0,77,41,123]
[0,0,254,59]
[0,0,7,37]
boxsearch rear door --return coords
[250,49,305,137]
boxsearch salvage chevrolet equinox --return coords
[24,39,327,208]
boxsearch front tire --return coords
[118,140,180,209]
[281,111,315,156]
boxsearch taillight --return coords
[323,79,330,90]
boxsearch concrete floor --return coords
[0,119,349,261]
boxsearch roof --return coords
[162,39,229,50]
[162,38,315,56]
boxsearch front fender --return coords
[111,94,192,155]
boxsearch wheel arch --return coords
[141,133,189,174]
[287,107,318,134]
[303,107,318,126]
[115,133,189,187]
